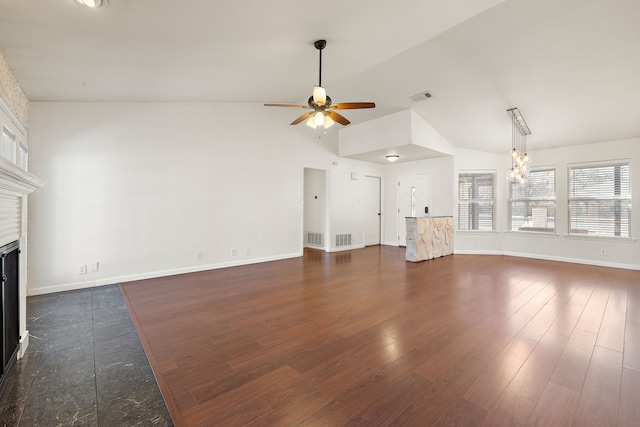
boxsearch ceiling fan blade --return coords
[328,111,351,126]
[329,102,376,110]
[264,104,311,109]
[291,112,313,125]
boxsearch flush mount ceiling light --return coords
[264,40,375,129]
[74,0,108,8]
[386,155,400,162]
[507,107,531,183]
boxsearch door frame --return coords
[396,173,431,246]
[364,175,383,246]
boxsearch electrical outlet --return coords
[231,248,237,256]
[90,262,99,272]
[79,265,87,275]
[600,249,607,256]
[244,248,250,256]
[196,252,203,260]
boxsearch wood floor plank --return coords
[623,320,640,371]
[627,285,640,323]
[119,248,640,427]
[343,372,433,426]
[547,302,588,337]
[463,336,537,410]
[429,397,488,427]
[245,376,330,426]
[527,382,580,426]
[506,332,568,401]
[606,284,628,314]
[619,367,640,427]
[413,322,496,381]
[481,389,536,427]
[297,348,429,426]
[573,345,623,426]
[596,309,626,352]
[574,285,611,333]
[548,328,597,392]
[182,365,300,426]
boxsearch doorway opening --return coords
[303,168,328,251]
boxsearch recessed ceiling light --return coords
[74,0,109,8]
[386,155,400,162]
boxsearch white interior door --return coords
[364,176,381,246]
[397,173,429,246]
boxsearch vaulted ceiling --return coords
[1,0,638,153]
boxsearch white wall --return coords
[326,160,383,251]
[503,138,640,269]
[454,147,510,254]
[27,102,381,294]
[454,139,640,269]
[381,156,455,246]
[26,102,640,295]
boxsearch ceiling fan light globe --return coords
[324,115,334,128]
[314,111,325,126]
[313,86,327,106]
[306,117,318,129]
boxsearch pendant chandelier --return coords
[507,107,531,183]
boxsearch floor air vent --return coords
[307,232,324,247]
[335,234,352,247]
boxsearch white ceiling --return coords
[1,0,639,155]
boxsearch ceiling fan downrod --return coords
[314,39,326,87]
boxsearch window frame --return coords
[508,167,557,234]
[567,160,631,239]
[457,171,496,232]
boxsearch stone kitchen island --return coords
[405,216,453,262]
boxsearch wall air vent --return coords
[335,234,352,247]
[307,232,324,247]
[409,91,432,103]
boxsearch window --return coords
[1,125,16,164]
[458,172,495,231]
[0,104,28,171]
[568,161,631,238]
[508,168,556,233]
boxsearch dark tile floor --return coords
[0,284,173,426]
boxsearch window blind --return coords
[568,162,631,237]
[458,173,495,231]
[0,194,21,247]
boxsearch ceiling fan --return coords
[264,40,375,129]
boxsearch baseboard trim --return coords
[453,249,639,270]
[454,250,505,256]
[27,247,640,296]
[328,244,365,253]
[502,251,640,271]
[27,251,303,296]
[18,333,29,359]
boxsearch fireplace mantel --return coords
[0,156,44,195]
[0,155,44,360]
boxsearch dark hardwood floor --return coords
[120,246,640,426]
